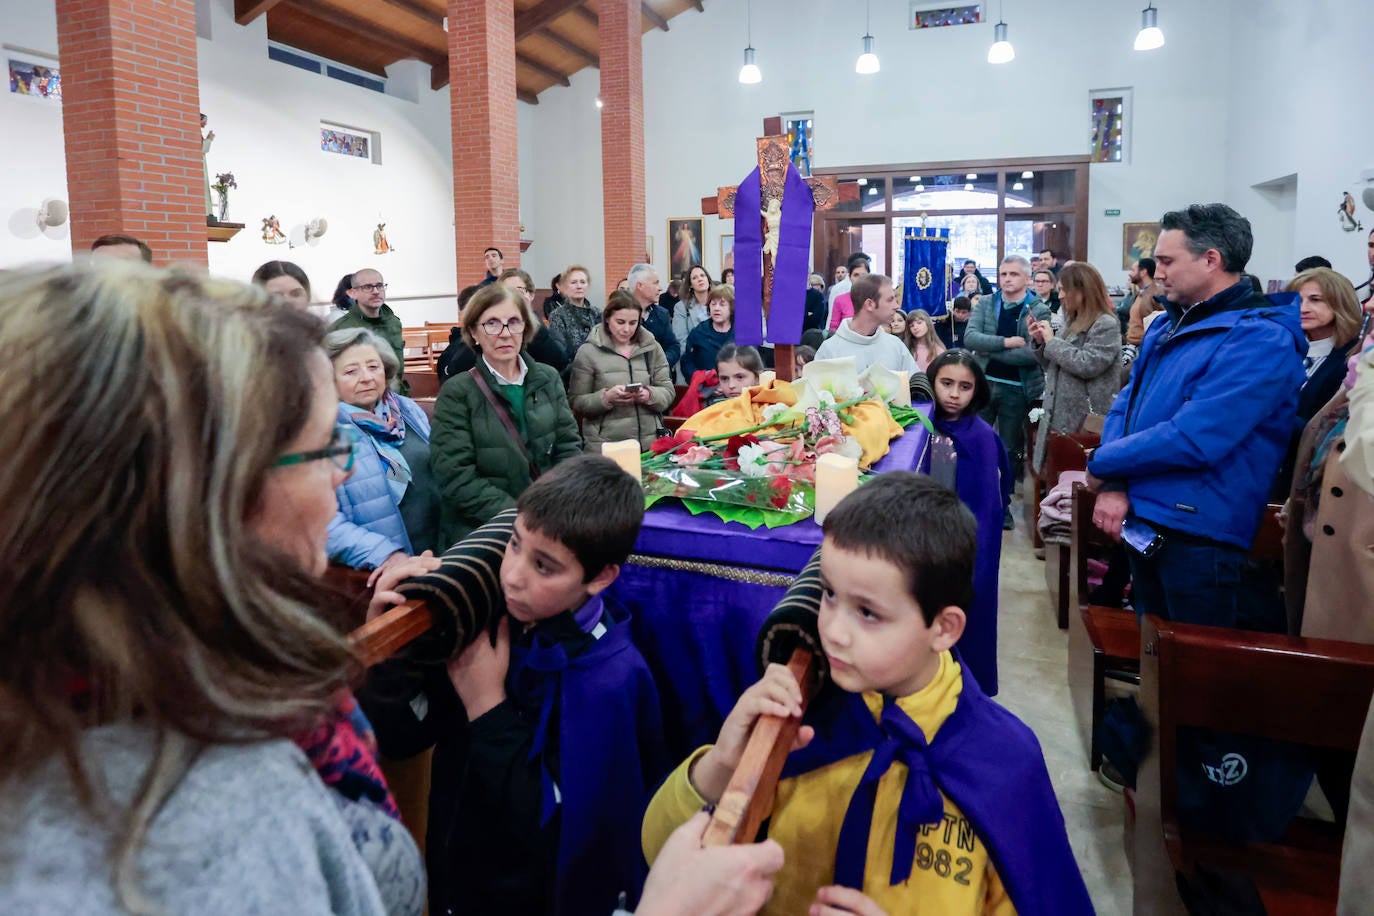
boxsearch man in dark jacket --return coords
[936,296,972,349]
[628,262,681,370]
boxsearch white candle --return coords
[893,371,911,407]
[814,453,859,525]
[601,440,642,480]
[758,370,776,388]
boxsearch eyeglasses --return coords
[274,425,358,473]
[481,316,526,336]
[354,283,387,293]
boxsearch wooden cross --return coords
[701,117,858,381]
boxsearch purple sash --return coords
[733,164,816,347]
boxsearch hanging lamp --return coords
[987,0,1014,63]
[855,1,880,74]
[739,0,762,84]
[1133,3,1165,51]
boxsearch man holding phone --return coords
[1087,203,1304,630]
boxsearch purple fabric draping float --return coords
[613,409,932,756]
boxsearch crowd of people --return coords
[8,202,1373,914]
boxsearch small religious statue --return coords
[261,215,286,245]
[373,222,393,254]
[1338,191,1364,232]
[761,198,783,260]
[201,113,215,220]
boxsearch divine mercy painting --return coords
[668,217,704,278]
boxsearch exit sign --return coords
[1104,208,1121,217]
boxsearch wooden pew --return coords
[1040,433,1098,629]
[1136,614,1374,913]
[1068,490,1287,770]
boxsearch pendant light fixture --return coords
[739,0,762,84]
[855,0,880,75]
[987,0,1014,64]
[1133,3,1165,51]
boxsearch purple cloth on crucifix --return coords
[733,164,815,347]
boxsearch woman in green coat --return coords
[430,284,583,546]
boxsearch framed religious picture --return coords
[667,217,704,278]
[720,235,735,274]
[646,235,654,264]
[1122,221,1161,270]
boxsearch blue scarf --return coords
[344,392,411,502]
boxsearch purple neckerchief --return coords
[832,695,945,888]
[513,594,608,825]
[734,169,764,346]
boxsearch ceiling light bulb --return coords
[909,176,921,182]
[856,35,880,74]
[987,21,1014,64]
[594,96,603,109]
[964,182,974,191]
[868,187,877,195]
[966,173,978,180]
[857,178,868,186]
[1134,4,1165,51]
[738,46,761,84]
[1021,171,1034,178]
[915,185,925,192]
[1012,181,1024,191]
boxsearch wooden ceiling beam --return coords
[514,0,587,39]
[377,0,444,27]
[572,6,597,27]
[297,2,446,68]
[537,26,598,66]
[234,0,287,25]
[518,88,540,105]
[641,2,669,32]
[516,52,571,87]
[687,0,704,10]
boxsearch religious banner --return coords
[902,226,951,316]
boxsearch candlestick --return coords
[813,453,859,525]
[758,370,776,388]
[893,371,911,407]
[601,440,642,480]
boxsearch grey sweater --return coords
[0,724,419,915]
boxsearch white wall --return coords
[1,1,70,267]
[1225,0,1374,286]
[626,0,1231,288]
[1,0,460,325]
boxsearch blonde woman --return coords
[0,262,428,914]
[902,308,947,372]
[1027,261,1122,473]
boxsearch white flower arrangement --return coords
[1027,407,1045,424]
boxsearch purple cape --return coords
[921,413,1011,695]
[510,599,670,915]
[779,662,1093,916]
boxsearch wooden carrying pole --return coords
[349,600,434,667]
[702,647,818,846]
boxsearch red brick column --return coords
[449,0,520,287]
[599,0,645,286]
[56,0,206,266]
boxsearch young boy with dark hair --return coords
[642,473,1091,915]
[362,455,668,916]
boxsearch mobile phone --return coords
[624,382,645,392]
[1121,517,1165,558]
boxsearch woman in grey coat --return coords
[1028,262,1123,473]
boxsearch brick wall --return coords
[599,0,646,288]
[449,0,520,290]
[56,0,207,266]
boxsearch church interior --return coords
[3,0,1374,914]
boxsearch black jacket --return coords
[436,326,570,382]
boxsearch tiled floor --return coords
[994,494,1133,914]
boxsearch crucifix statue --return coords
[702,117,857,381]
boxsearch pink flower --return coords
[670,444,715,466]
[759,440,790,476]
[813,435,843,457]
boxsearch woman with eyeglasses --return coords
[0,262,432,914]
[430,284,582,545]
[324,327,442,581]
[568,290,675,452]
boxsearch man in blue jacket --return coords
[1087,204,1310,844]
[1088,203,1304,626]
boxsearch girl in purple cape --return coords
[921,349,1012,695]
